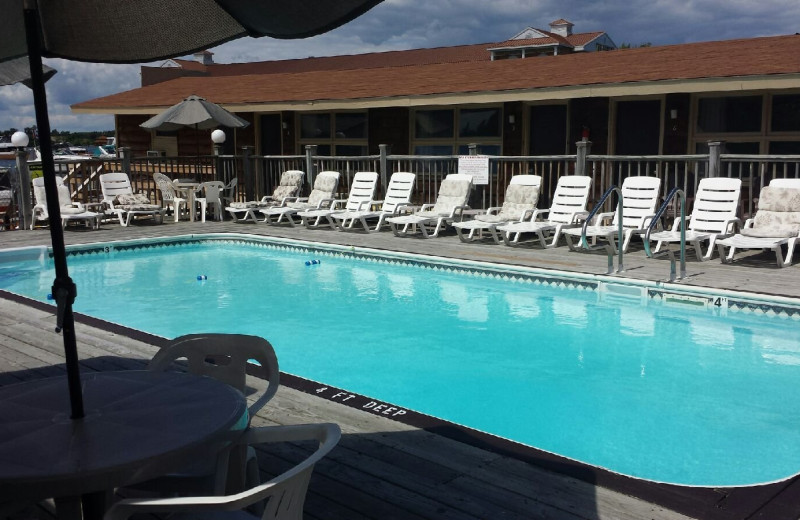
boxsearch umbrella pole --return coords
[24,2,84,419]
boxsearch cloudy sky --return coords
[1,0,798,132]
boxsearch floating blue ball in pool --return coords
[46,293,53,300]
[305,259,321,266]
[305,261,311,266]
[197,275,207,281]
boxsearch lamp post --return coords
[211,129,225,183]
[11,131,32,230]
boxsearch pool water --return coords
[2,240,800,486]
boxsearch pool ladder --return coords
[643,187,687,282]
[577,185,624,275]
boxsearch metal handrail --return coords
[579,185,624,274]
[644,186,686,281]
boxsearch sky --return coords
[1,0,798,133]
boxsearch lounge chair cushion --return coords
[272,185,297,201]
[281,171,304,188]
[60,204,86,215]
[431,178,471,215]
[115,193,151,206]
[228,201,262,209]
[741,187,800,238]
[493,184,539,221]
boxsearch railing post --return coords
[15,149,32,230]
[707,141,723,177]
[241,146,254,201]
[305,145,317,193]
[119,147,131,174]
[575,140,592,176]
[379,143,390,194]
[213,143,224,182]
[468,143,478,156]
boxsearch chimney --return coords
[193,50,214,65]
[549,19,574,37]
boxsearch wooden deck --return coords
[3,218,800,520]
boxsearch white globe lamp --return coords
[11,131,29,148]
[211,129,226,144]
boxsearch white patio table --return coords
[173,180,202,221]
[0,370,248,520]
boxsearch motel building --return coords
[72,19,800,161]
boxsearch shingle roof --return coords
[74,35,800,111]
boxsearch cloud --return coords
[1,0,798,132]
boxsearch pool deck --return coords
[3,218,800,520]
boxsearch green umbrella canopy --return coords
[140,95,250,131]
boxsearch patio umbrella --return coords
[0,56,55,88]
[1,0,385,420]
[140,95,250,180]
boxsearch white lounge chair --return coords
[716,186,800,267]
[563,175,661,253]
[31,176,100,230]
[646,177,741,261]
[104,423,341,520]
[452,174,541,243]
[226,170,303,223]
[99,172,165,226]
[259,171,340,226]
[298,171,378,229]
[385,173,473,238]
[330,171,416,232]
[153,172,188,222]
[497,175,592,248]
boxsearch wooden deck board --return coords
[3,218,800,519]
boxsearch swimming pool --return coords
[2,234,800,487]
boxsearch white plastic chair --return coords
[646,177,741,261]
[562,175,661,253]
[153,172,188,222]
[222,176,238,207]
[139,334,280,495]
[298,171,378,229]
[717,185,800,267]
[104,423,341,520]
[330,171,416,232]
[226,171,303,223]
[497,175,592,248]
[385,173,473,238]
[452,174,541,243]
[100,172,165,226]
[197,181,225,222]
[259,171,340,226]
[31,176,100,229]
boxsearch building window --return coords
[415,110,454,139]
[529,104,567,155]
[771,95,800,132]
[413,107,502,155]
[298,112,367,155]
[696,96,762,134]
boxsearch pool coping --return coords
[3,232,800,519]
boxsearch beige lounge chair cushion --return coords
[272,185,298,201]
[60,204,86,215]
[430,178,471,215]
[741,187,800,238]
[281,171,304,188]
[115,193,161,211]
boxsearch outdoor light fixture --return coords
[11,130,29,148]
[670,109,678,120]
[211,129,226,144]
[508,114,515,124]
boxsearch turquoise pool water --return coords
[2,238,800,486]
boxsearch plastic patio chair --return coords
[497,175,592,248]
[562,175,661,254]
[385,173,474,238]
[452,174,541,243]
[137,334,281,495]
[30,175,100,229]
[197,181,225,222]
[104,423,341,520]
[99,172,165,226]
[298,171,378,229]
[153,172,188,222]
[330,171,416,233]
[259,171,340,226]
[226,170,303,223]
